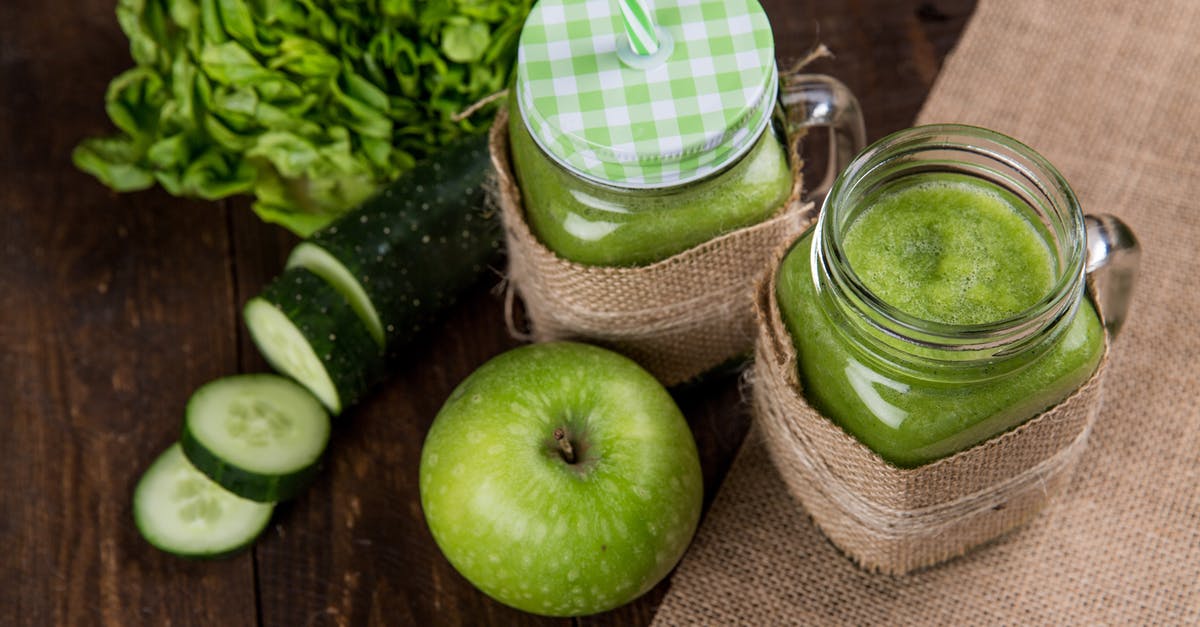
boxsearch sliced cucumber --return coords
[289,242,385,346]
[180,374,330,502]
[244,267,383,414]
[286,133,500,354]
[133,443,274,559]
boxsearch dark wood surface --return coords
[1,1,975,624]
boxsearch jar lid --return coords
[515,0,778,188]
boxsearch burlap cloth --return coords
[652,0,1200,623]
[490,110,812,386]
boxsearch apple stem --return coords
[553,428,576,464]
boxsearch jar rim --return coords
[815,124,1087,357]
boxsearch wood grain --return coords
[0,1,974,625]
[0,1,257,625]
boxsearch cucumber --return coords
[180,374,330,502]
[244,268,384,414]
[286,133,501,352]
[133,443,274,559]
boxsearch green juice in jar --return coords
[508,106,793,266]
[506,0,806,268]
[777,172,1105,467]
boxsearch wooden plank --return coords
[0,1,258,625]
[771,0,980,139]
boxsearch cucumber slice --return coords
[288,242,385,346]
[244,268,384,414]
[286,133,500,354]
[133,443,274,559]
[180,374,330,502]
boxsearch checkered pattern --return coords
[516,0,777,188]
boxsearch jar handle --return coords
[778,74,866,203]
[1084,213,1141,338]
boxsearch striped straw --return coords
[618,0,659,56]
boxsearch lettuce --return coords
[74,0,529,236]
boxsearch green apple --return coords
[419,342,704,617]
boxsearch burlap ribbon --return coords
[753,250,1109,575]
[489,109,812,386]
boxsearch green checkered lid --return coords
[515,0,779,188]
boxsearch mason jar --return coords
[775,125,1140,467]
[507,0,864,267]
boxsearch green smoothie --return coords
[777,173,1105,467]
[508,107,793,266]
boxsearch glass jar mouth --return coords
[816,124,1087,355]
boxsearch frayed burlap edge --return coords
[490,109,814,386]
[753,244,1110,575]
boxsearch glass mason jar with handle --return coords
[507,0,865,267]
[776,125,1140,468]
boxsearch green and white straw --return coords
[618,0,659,56]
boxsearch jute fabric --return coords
[652,0,1200,622]
[753,253,1107,575]
[490,109,811,386]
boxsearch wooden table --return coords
[1,2,975,624]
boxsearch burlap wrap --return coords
[753,250,1108,575]
[489,109,812,386]
[651,0,1200,623]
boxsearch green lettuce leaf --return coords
[77,0,531,235]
